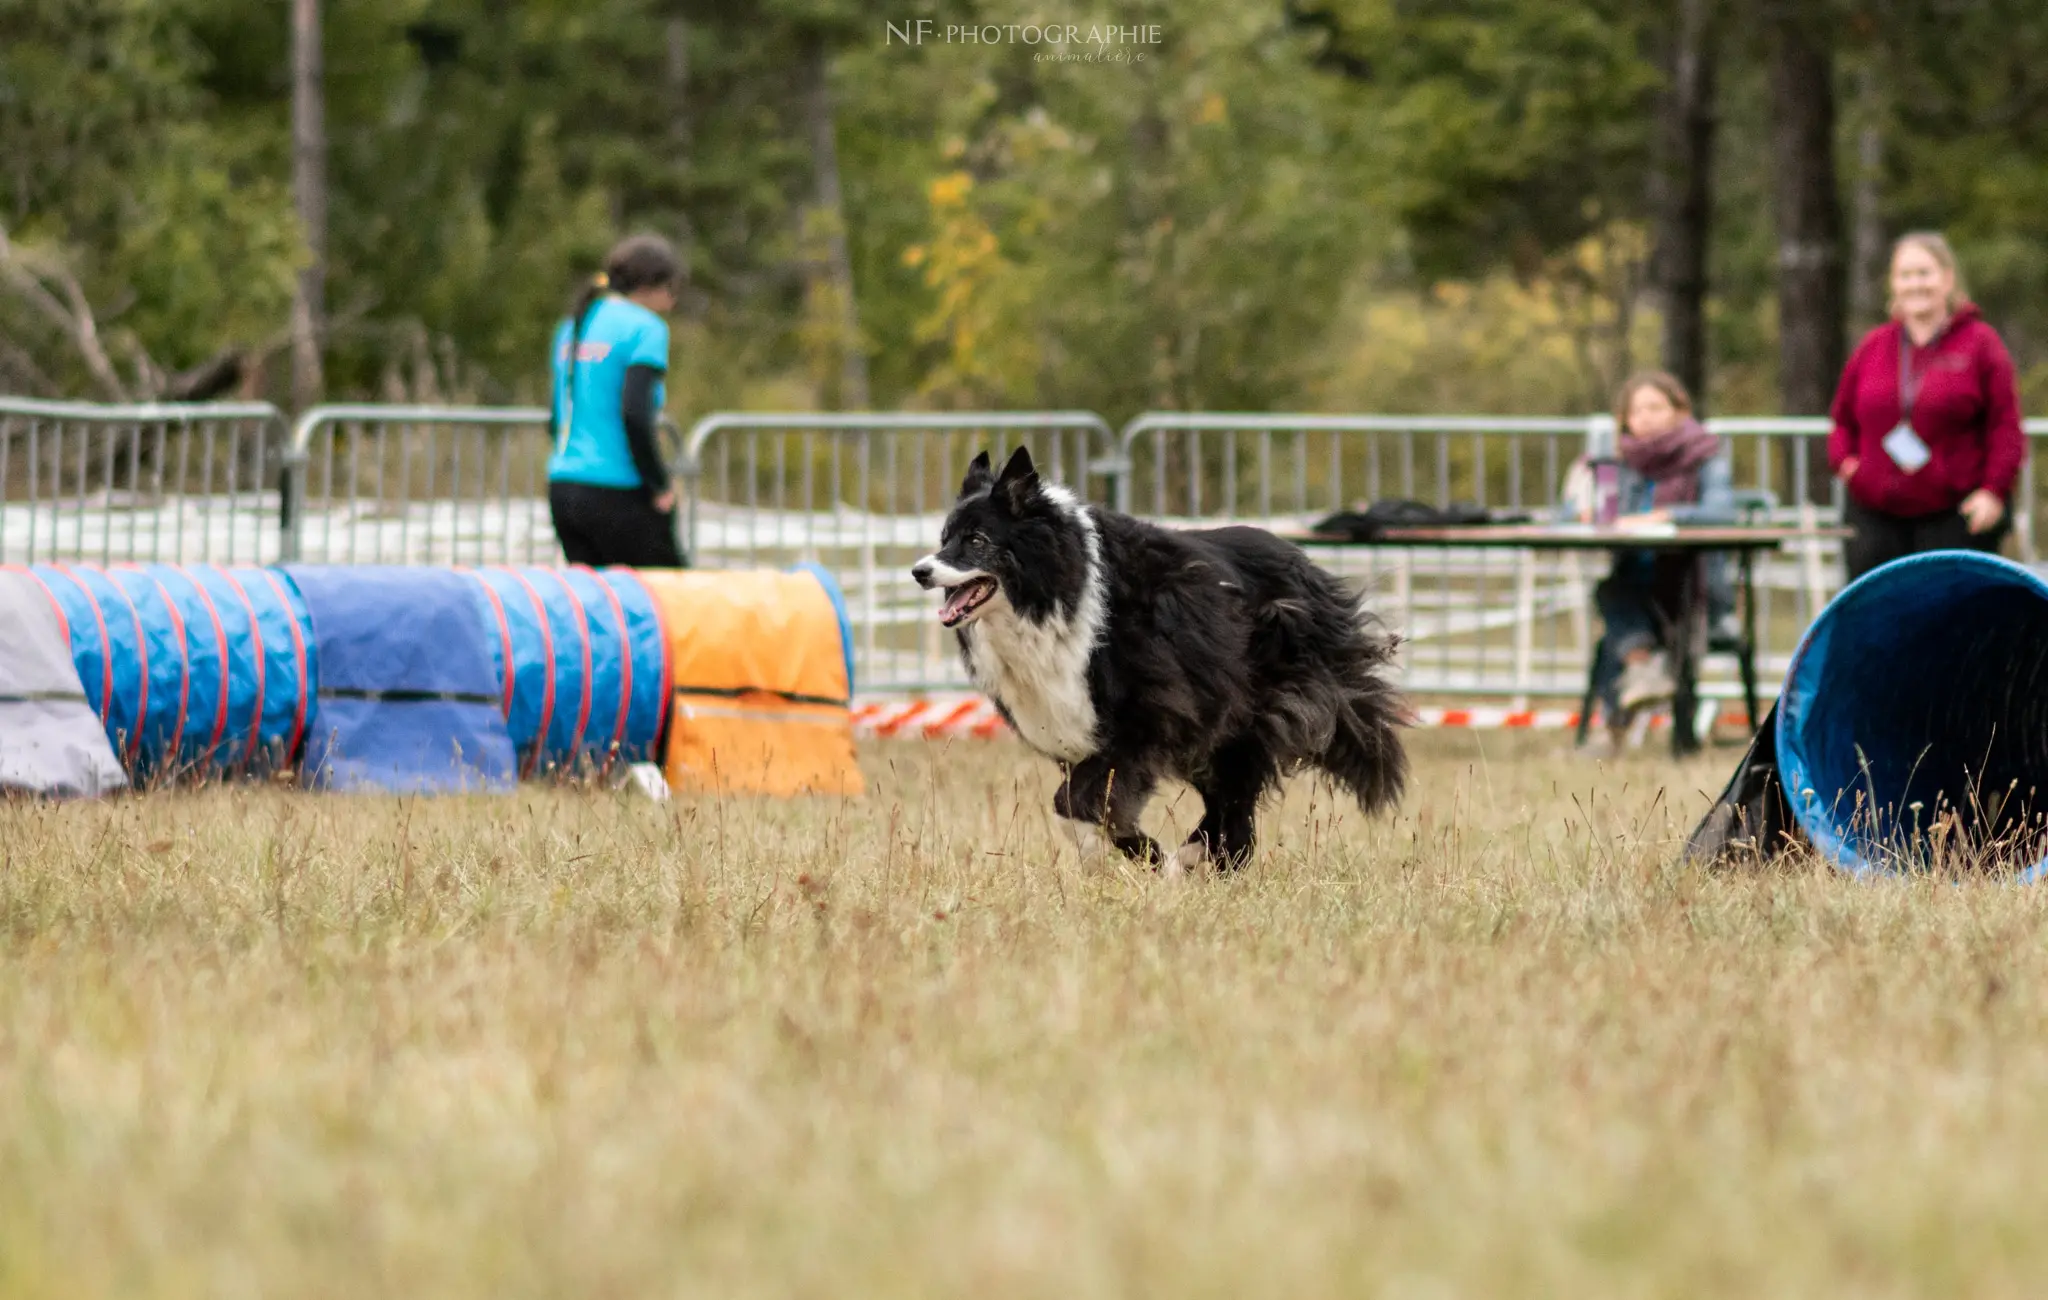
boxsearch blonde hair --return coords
[1613,369,1693,438]
[1888,231,1968,317]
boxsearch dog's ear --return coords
[993,445,1038,514]
[960,450,994,498]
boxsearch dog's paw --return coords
[1160,841,1210,879]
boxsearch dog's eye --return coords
[969,531,989,549]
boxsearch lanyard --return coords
[1897,320,1948,422]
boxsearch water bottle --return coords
[1591,458,1621,526]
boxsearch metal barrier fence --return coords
[1117,412,2048,705]
[9,397,2046,705]
[680,411,1120,694]
[1117,413,1622,704]
[0,397,288,565]
[281,404,569,565]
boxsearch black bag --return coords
[1310,498,1520,541]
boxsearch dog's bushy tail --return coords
[1236,534,1411,813]
[1307,579,1409,814]
[1321,667,1409,814]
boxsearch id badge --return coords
[1882,421,1932,474]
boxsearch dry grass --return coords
[5,732,2048,1298]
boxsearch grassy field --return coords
[5,732,2048,1298]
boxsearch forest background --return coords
[4,0,2046,428]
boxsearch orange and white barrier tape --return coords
[1409,705,1753,730]
[851,695,1009,739]
[852,696,1758,739]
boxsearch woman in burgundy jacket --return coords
[1829,232,2026,581]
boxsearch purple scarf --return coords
[1619,417,1720,508]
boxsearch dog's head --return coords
[911,446,1073,628]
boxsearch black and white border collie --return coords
[912,447,1408,874]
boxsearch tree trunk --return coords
[1651,0,1717,407]
[1766,6,1845,418]
[803,34,868,410]
[1847,60,1886,330]
[1766,3,1845,504]
[290,0,326,413]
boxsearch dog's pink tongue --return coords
[940,585,976,622]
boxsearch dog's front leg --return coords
[1054,756,1162,865]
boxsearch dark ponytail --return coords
[557,233,682,444]
[566,233,682,360]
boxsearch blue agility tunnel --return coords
[27,563,314,781]
[189,566,317,774]
[568,567,669,765]
[1773,551,2048,879]
[0,561,860,798]
[461,566,669,776]
[27,565,146,769]
[286,565,517,793]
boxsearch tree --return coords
[1286,0,1659,282]
[1650,0,1718,404]
[1845,58,1886,329]
[1763,0,1846,431]
[1870,0,2048,404]
[8,0,2048,424]
[291,0,326,411]
[0,0,299,399]
[800,28,870,409]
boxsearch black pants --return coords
[1843,497,2008,583]
[548,481,685,569]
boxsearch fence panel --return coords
[283,405,569,565]
[1114,412,2048,705]
[1118,413,1599,704]
[681,411,1121,694]
[1119,412,1596,521]
[11,397,2043,706]
[281,405,695,565]
[0,398,287,566]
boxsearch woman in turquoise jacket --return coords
[548,234,685,568]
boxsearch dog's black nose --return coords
[911,558,936,589]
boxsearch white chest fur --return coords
[964,485,1106,762]
[962,608,1100,762]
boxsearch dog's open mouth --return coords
[939,577,998,627]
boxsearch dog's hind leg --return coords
[1055,756,1162,865]
[1183,737,1279,872]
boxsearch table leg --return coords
[1738,547,1760,732]
[1576,636,1604,746]
[1671,559,1703,758]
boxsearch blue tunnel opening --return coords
[1776,551,2048,879]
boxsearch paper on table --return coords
[1612,519,1679,538]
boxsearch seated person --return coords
[1560,371,1736,751]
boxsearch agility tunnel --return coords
[19,563,314,783]
[461,566,669,776]
[0,569,127,796]
[1698,551,2048,878]
[285,565,519,794]
[0,561,860,798]
[637,563,863,798]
